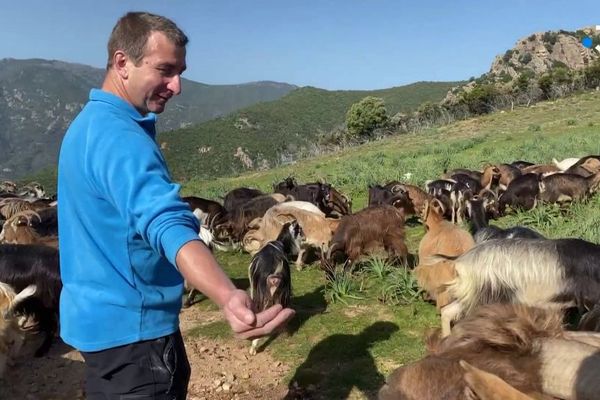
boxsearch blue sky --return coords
[0,1,597,90]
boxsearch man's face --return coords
[126,31,186,115]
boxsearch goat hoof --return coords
[249,346,257,356]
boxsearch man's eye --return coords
[157,67,173,76]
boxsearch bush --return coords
[459,84,500,115]
[346,96,389,138]
[519,52,533,65]
[542,31,558,45]
[503,49,514,63]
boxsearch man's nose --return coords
[167,74,182,95]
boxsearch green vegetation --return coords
[157,82,461,181]
[346,96,389,138]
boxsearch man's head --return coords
[105,12,188,115]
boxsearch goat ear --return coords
[274,213,296,225]
[431,199,445,215]
[390,184,403,194]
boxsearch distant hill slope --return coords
[159,81,460,180]
[0,58,296,179]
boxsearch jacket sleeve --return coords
[86,123,200,266]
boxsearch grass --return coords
[182,90,600,399]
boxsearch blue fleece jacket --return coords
[57,89,201,352]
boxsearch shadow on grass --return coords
[287,285,327,336]
[284,321,399,400]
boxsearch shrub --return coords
[519,52,533,65]
[346,96,389,138]
[459,84,500,115]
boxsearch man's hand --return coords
[221,289,295,340]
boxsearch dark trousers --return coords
[81,330,191,400]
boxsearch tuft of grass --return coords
[324,269,365,305]
[379,266,423,306]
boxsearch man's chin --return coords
[149,102,167,114]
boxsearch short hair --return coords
[106,11,188,69]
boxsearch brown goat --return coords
[414,199,474,310]
[0,212,59,248]
[379,304,600,400]
[539,171,600,204]
[384,182,432,217]
[495,163,522,188]
[521,164,561,176]
[327,205,408,271]
[242,201,340,269]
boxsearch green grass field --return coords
[180,90,600,398]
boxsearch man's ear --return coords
[113,50,129,79]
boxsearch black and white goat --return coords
[440,238,600,337]
[466,195,543,243]
[248,221,304,355]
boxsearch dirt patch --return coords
[1,306,295,400]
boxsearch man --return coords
[58,12,294,399]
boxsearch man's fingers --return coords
[228,292,256,326]
[235,307,295,340]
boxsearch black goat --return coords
[0,244,61,356]
[248,221,303,355]
[466,195,543,243]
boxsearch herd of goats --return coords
[2,154,600,399]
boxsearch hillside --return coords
[0,58,296,179]
[181,90,600,210]
[159,81,460,181]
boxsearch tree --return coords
[346,96,389,138]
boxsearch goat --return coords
[380,304,600,400]
[248,221,303,355]
[495,163,522,189]
[384,182,432,218]
[0,244,61,356]
[564,155,600,177]
[274,177,349,217]
[510,160,535,170]
[498,173,540,214]
[0,283,37,378]
[538,171,600,204]
[446,165,501,193]
[466,195,543,243]
[521,164,561,176]
[222,187,265,213]
[321,186,352,217]
[242,202,339,269]
[414,199,474,310]
[182,196,227,222]
[368,184,408,208]
[218,193,288,243]
[439,238,600,337]
[0,211,59,248]
[326,205,408,273]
